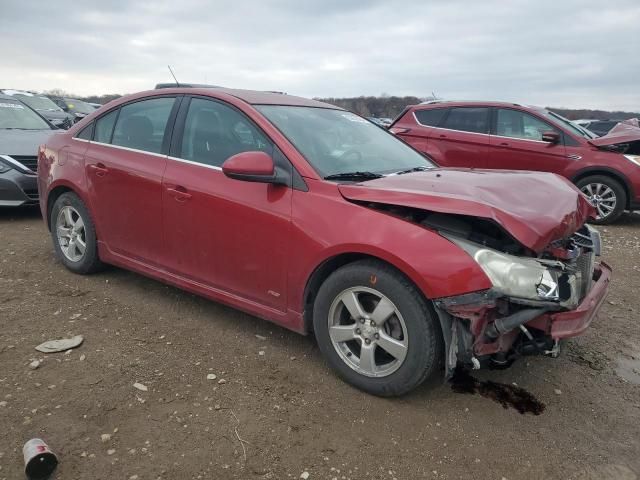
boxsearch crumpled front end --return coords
[433,225,611,376]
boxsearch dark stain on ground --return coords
[450,368,546,415]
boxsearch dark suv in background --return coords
[48,96,96,123]
[390,100,640,223]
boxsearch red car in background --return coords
[390,100,640,224]
[38,87,610,396]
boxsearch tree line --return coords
[44,89,639,121]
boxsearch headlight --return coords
[0,156,13,173]
[624,154,640,166]
[448,236,561,302]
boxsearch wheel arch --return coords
[45,182,92,231]
[571,167,634,209]
[302,252,431,334]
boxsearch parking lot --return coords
[0,207,637,479]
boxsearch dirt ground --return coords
[1,207,639,480]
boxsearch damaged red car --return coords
[38,86,611,396]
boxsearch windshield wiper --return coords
[394,166,432,175]
[324,171,384,181]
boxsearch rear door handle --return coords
[499,142,510,146]
[166,185,192,202]
[88,163,109,177]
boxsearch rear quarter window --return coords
[414,108,447,127]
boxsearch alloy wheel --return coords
[56,206,87,262]
[327,286,408,378]
[580,182,617,220]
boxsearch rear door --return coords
[84,96,178,265]
[487,108,567,174]
[431,107,490,168]
[393,107,447,159]
[161,96,292,311]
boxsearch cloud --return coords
[1,0,639,110]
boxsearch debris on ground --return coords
[23,438,58,479]
[133,383,148,392]
[206,374,217,380]
[28,360,41,370]
[35,335,84,353]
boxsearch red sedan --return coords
[38,86,610,396]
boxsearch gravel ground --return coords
[1,207,639,480]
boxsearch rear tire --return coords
[576,175,626,224]
[313,260,442,396]
[50,192,103,274]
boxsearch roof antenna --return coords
[168,65,179,87]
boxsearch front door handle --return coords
[88,163,108,177]
[166,185,192,202]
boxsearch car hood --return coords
[588,122,640,147]
[0,129,57,156]
[338,168,594,253]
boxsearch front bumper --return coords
[0,170,39,206]
[548,262,611,338]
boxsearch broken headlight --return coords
[448,236,561,302]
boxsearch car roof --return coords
[414,100,538,109]
[149,85,342,109]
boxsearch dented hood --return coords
[588,122,640,147]
[338,168,594,253]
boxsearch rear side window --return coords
[179,98,271,167]
[414,108,446,127]
[441,107,489,134]
[94,109,118,143]
[496,109,557,141]
[112,97,175,154]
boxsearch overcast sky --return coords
[2,0,639,110]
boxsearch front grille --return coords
[23,188,39,200]
[11,155,38,173]
[575,250,595,301]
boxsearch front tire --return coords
[313,260,442,396]
[50,192,103,274]
[576,175,626,224]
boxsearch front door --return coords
[84,96,177,264]
[487,108,567,174]
[161,97,291,311]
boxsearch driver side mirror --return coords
[222,151,284,185]
[541,131,560,144]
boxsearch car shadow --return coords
[616,210,640,226]
[0,205,42,221]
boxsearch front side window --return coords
[496,109,557,141]
[257,106,435,177]
[94,109,118,143]
[112,97,175,154]
[441,107,489,134]
[179,98,271,167]
[414,108,446,127]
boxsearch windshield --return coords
[256,106,435,178]
[64,98,94,114]
[0,100,52,130]
[14,94,63,112]
[542,110,597,139]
